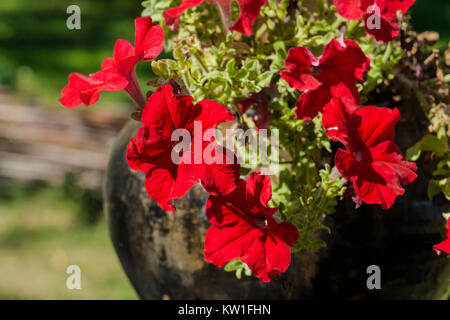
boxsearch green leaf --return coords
[256,71,273,88]
[428,180,441,200]
[151,59,178,79]
[407,135,448,161]
[406,142,422,161]
[419,135,447,157]
[223,259,252,280]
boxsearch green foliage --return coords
[224,259,252,279]
[406,86,449,200]
[141,0,173,24]
[407,134,448,161]
[361,41,404,96]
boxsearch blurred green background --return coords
[0,0,448,300]
[0,0,145,300]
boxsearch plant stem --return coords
[124,68,146,110]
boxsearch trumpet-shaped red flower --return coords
[126,85,240,211]
[60,17,164,109]
[204,172,299,282]
[433,219,450,255]
[333,0,416,42]
[323,99,417,209]
[163,0,268,35]
[281,39,370,120]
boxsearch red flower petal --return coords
[59,72,127,109]
[329,82,361,112]
[296,82,360,121]
[102,39,143,79]
[335,0,416,42]
[369,140,417,186]
[90,69,129,91]
[333,0,364,20]
[126,127,172,173]
[216,172,277,217]
[163,0,205,31]
[59,73,102,108]
[318,39,370,85]
[194,100,236,132]
[198,142,241,196]
[281,46,322,92]
[141,85,193,137]
[322,98,355,147]
[113,39,135,62]
[204,172,298,282]
[145,166,177,212]
[230,0,268,35]
[134,17,164,61]
[283,39,369,120]
[363,13,399,42]
[246,169,272,206]
[295,85,332,121]
[433,219,450,255]
[352,157,405,210]
[398,0,416,14]
[353,105,400,148]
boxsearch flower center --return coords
[354,149,364,162]
[254,216,269,229]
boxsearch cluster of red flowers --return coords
[281,39,369,121]
[281,38,418,210]
[59,1,448,283]
[126,84,298,282]
[333,0,416,42]
[60,17,298,281]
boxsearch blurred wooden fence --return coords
[0,93,129,190]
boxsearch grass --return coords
[0,184,138,299]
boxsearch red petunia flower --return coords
[238,93,271,131]
[433,218,450,255]
[333,0,416,42]
[60,17,164,109]
[126,85,240,211]
[204,172,299,282]
[322,99,417,209]
[281,39,370,120]
[163,0,268,35]
[59,72,128,109]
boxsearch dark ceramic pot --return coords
[103,121,449,299]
